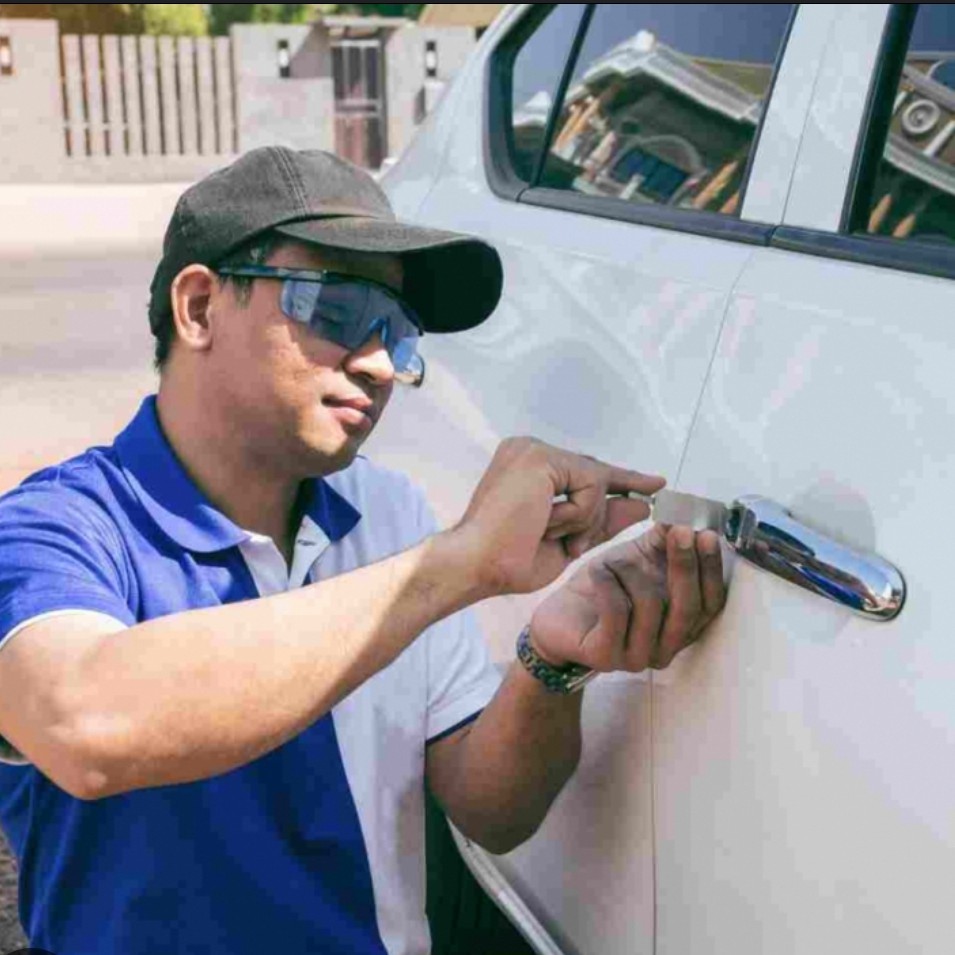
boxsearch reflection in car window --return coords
[865,5,955,245]
[509,4,588,184]
[534,3,793,215]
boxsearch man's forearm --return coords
[72,528,485,799]
[431,663,584,855]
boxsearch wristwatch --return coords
[516,625,598,695]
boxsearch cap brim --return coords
[273,217,503,334]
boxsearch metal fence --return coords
[60,34,237,159]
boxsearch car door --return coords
[653,5,955,953]
[379,5,817,954]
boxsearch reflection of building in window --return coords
[609,144,689,201]
[868,56,955,243]
[514,28,773,214]
[511,90,553,180]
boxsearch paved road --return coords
[0,244,162,946]
[0,248,159,495]
[0,180,183,500]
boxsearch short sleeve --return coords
[425,606,504,745]
[0,485,136,649]
[413,494,503,744]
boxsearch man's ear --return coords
[170,265,218,355]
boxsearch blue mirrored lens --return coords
[281,278,421,373]
[391,336,419,374]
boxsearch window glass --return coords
[508,4,588,183]
[538,3,793,216]
[864,5,955,246]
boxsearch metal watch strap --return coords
[516,626,597,695]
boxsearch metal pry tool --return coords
[626,489,729,534]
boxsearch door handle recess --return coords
[723,497,906,622]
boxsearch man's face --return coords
[208,240,405,478]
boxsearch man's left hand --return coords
[529,525,726,673]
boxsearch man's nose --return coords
[345,331,395,385]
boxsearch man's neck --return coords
[155,389,302,563]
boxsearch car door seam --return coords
[671,247,758,491]
[651,245,758,955]
[778,6,844,226]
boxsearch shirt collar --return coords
[114,397,362,554]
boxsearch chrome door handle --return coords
[723,497,906,622]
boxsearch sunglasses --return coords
[215,264,426,388]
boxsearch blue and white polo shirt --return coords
[0,396,502,955]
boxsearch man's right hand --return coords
[455,438,667,597]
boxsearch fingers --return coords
[575,563,634,672]
[579,526,669,673]
[466,435,667,597]
[530,524,727,680]
[653,528,726,669]
[600,463,668,499]
[544,450,666,559]
[697,531,726,620]
[654,527,703,669]
[547,496,652,537]
[602,553,665,672]
[546,495,608,546]
[631,522,671,572]
[606,526,669,600]
[604,496,653,540]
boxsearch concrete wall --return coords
[0,19,237,183]
[0,19,65,183]
[232,23,335,154]
[384,24,476,161]
[0,18,471,183]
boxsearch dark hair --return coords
[152,231,289,371]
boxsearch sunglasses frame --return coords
[215,263,426,388]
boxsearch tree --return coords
[0,3,209,36]
[139,4,208,37]
[0,4,141,34]
[0,1,427,37]
[319,4,426,17]
[208,4,314,36]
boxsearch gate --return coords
[332,37,386,170]
[59,33,236,160]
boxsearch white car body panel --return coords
[740,4,838,224]
[652,7,955,952]
[656,245,955,955]
[378,3,951,953]
[784,5,891,231]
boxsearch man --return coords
[0,148,725,954]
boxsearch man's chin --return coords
[300,436,365,477]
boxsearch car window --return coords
[508,4,589,184]
[862,5,955,246]
[537,3,794,215]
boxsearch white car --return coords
[375,4,955,954]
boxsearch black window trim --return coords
[771,4,955,284]
[483,3,589,203]
[770,225,955,283]
[523,187,774,245]
[529,4,596,189]
[841,3,919,234]
[484,1,799,248]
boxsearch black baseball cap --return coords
[148,146,504,335]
